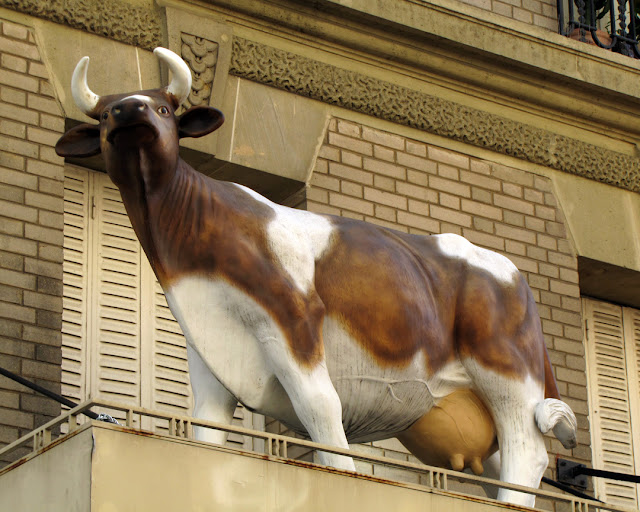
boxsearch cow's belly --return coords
[322,316,471,442]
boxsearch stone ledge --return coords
[230,38,640,193]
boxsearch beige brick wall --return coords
[0,18,65,461]
[308,118,588,497]
[458,0,559,32]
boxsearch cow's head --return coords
[55,48,224,188]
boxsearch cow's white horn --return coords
[71,56,100,116]
[155,47,192,106]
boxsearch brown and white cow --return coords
[56,48,577,507]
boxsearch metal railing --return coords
[558,0,640,57]
[0,399,635,512]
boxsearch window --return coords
[62,165,257,445]
[583,298,640,507]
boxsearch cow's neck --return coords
[121,157,229,286]
[109,146,180,284]
[112,151,274,288]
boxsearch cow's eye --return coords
[157,106,169,115]
[102,111,109,120]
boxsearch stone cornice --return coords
[230,38,640,193]
[0,0,162,50]
[3,0,639,192]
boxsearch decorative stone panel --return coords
[0,18,64,463]
[164,6,232,112]
[307,118,588,499]
[180,34,219,110]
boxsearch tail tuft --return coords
[535,398,577,449]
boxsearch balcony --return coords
[558,0,640,57]
[0,400,634,511]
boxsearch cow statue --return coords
[56,47,577,507]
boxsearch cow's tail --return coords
[534,345,578,449]
[535,399,577,448]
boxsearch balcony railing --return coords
[558,0,639,57]
[0,398,635,512]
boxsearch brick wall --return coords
[307,118,589,496]
[458,0,558,31]
[0,18,65,462]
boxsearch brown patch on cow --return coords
[316,220,547,384]
[543,342,561,400]
[315,219,459,373]
[139,168,326,367]
[454,268,545,383]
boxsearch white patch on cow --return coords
[232,183,334,294]
[166,275,354,470]
[435,233,519,284]
[186,343,237,445]
[428,360,473,401]
[165,276,281,413]
[120,94,154,104]
[167,275,469,447]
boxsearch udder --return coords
[397,388,497,475]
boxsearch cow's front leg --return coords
[261,336,356,471]
[187,343,238,445]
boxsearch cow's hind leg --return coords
[464,360,548,507]
[187,343,238,445]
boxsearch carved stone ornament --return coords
[230,37,640,193]
[181,34,219,110]
[0,0,162,50]
[3,0,638,191]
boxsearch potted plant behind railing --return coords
[558,0,640,56]
[568,0,613,47]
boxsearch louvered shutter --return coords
[149,279,193,413]
[62,166,260,446]
[140,265,194,433]
[90,173,143,420]
[61,167,90,406]
[583,298,639,508]
[623,308,640,485]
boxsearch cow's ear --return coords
[55,123,102,158]
[178,106,224,138]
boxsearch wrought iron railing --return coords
[558,0,640,57]
[0,399,635,512]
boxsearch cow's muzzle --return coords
[106,100,158,144]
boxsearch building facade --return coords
[0,0,638,508]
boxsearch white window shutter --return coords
[139,259,193,433]
[61,166,90,405]
[62,166,261,447]
[90,173,143,415]
[623,308,640,491]
[583,298,639,508]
